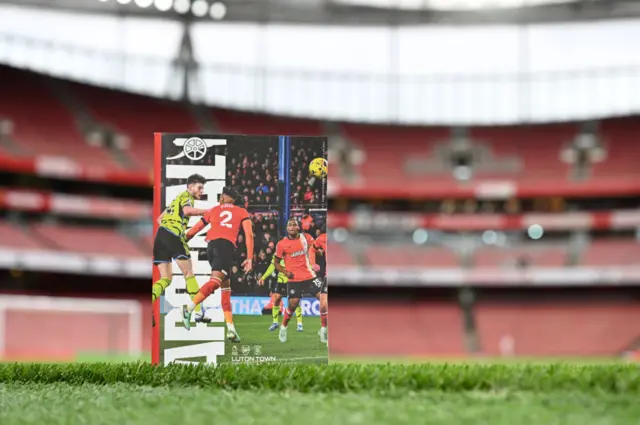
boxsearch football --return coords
[309,157,328,178]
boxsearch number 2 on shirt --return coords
[220,211,233,228]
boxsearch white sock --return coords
[227,322,236,332]
[187,301,196,313]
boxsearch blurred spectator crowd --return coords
[216,140,327,295]
[172,139,326,210]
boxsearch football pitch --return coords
[159,314,329,365]
[2,361,640,425]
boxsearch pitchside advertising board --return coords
[153,133,329,366]
[160,297,322,316]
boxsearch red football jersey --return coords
[301,215,314,231]
[275,233,316,283]
[314,233,327,252]
[201,204,250,246]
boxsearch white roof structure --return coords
[0,0,638,25]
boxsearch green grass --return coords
[2,383,640,425]
[2,362,639,392]
[331,355,625,365]
[160,313,328,365]
[1,362,639,424]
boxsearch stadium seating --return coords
[580,238,640,266]
[327,241,357,266]
[4,308,132,360]
[31,223,146,257]
[2,293,152,361]
[472,244,568,268]
[364,244,459,268]
[0,220,47,251]
[340,119,640,186]
[2,66,639,187]
[342,123,452,187]
[213,108,324,136]
[594,118,640,179]
[2,65,639,364]
[469,125,574,180]
[474,302,640,356]
[143,236,154,252]
[0,68,119,169]
[330,300,466,356]
[73,84,200,170]
[330,298,640,357]
[1,66,639,273]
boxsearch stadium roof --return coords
[1,0,640,25]
[334,0,578,11]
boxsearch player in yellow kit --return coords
[259,257,304,332]
[152,174,209,325]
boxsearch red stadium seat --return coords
[594,118,640,180]
[31,223,145,257]
[342,123,451,188]
[73,84,200,171]
[336,119,640,189]
[0,68,120,169]
[473,244,568,268]
[2,66,638,190]
[475,302,640,356]
[580,238,640,266]
[330,300,466,356]
[213,109,324,136]
[143,236,154,255]
[0,220,47,251]
[469,124,574,180]
[364,244,459,268]
[327,241,357,266]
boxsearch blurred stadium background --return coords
[0,0,639,363]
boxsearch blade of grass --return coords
[0,362,638,394]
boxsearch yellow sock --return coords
[272,304,280,323]
[296,306,303,325]
[152,278,171,302]
[185,276,202,314]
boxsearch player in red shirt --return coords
[313,224,328,344]
[274,217,322,343]
[181,186,254,343]
[301,213,314,233]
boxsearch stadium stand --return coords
[330,301,466,356]
[474,301,640,356]
[0,66,639,270]
[4,307,132,360]
[73,83,200,170]
[580,238,640,266]
[472,244,568,268]
[0,220,45,251]
[1,64,639,360]
[2,65,638,195]
[469,125,575,180]
[364,245,460,268]
[330,299,640,357]
[327,241,357,267]
[213,108,324,137]
[0,67,119,169]
[342,123,452,186]
[30,223,146,257]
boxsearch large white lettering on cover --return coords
[163,137,226,366]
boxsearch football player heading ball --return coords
[152,173,210,325]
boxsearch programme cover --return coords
[151,134,328,366]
